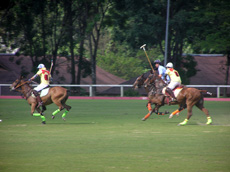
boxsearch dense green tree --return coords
[191,0,230,94]
[104,0,202,83]
[86,0,111,95]
[0,0,229,87]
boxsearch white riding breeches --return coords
[34,83,49,92]
[167,81,181,90]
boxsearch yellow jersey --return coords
[165,68,181,83]
[36,68,50,85]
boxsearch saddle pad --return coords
[162,87,183,98]
[173,87,183,98]
[40,88,50,97]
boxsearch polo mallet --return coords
[140,44,155,73]
[49,59,53,74]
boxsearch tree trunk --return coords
[77,39,84,85]
[65,0,75,84]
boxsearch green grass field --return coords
[0,99,229,172]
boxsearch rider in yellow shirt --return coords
[165,62,181,101]
[29,64,51,108]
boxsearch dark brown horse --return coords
[10,76,71,124]
[142,72,212,125]
[133,72,169,116]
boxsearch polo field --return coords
[0,99,229,172]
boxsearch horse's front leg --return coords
[142,103,160,121]
[30,103,36,116]
[31,103,46,124]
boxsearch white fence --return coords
[0,84,230,98]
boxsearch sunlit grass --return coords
[0,99,229,172]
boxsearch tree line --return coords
[0,0,229,91]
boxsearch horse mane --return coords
[147,72,167,92]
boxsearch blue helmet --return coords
[154,59,161,64]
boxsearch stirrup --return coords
[169,98,177,102]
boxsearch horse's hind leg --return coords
[61,98,71,121]
[195,100,212,125]
[178,101,196,126]
[52,95,71,120]
[51,100,64,119]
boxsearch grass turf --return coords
[0,99,229,172]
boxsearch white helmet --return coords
[37,64,45,69]
[166,62,173,68]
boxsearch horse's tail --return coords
[200,90,212,96]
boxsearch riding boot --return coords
[36,95,43,108]
[166,88,176,101]
[33,90,43,108]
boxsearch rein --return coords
[14,81,30,90]
[13,80,33,99]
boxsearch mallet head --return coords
[140,44,146,51]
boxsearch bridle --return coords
[13,80,30,90]
[11,79,33,99]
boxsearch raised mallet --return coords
[49,59,53,74]
[140,44,155,73]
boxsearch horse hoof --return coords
[52,115,55,119]
[177,123,186,126]
[169,114,173,119]
[177,123,185,126]
[42,121,46,124]
[206,122,212,125]
[142,118,146,121]
[62,118,66,121]
[42,106,46,111]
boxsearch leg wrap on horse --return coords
[33,113,46,122]
[206,116,212,125]
[142,113,151,121]
[147,103,152,111]
[33,113,41,117]
[179,119,188,126]
[62,110,69,118]
[40,115,46,122]
[52,109,61,116]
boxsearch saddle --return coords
[32,88,50,98]
[162,85,184,99]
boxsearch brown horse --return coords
[10,76,71,124]
[142,72,212,125]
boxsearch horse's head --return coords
[143,73,156,88]
[10,76,27,91]
[133,74,146,90]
